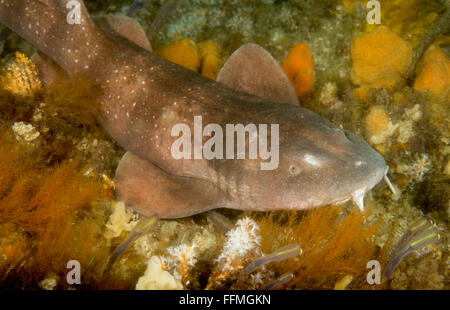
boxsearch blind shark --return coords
[0,0,394,218]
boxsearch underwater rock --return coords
[351,26,412,90]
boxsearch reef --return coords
[0,0,448,290]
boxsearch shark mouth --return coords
[351,165,397,212]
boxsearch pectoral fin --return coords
[114,152,227,218]
[217,43,299,106]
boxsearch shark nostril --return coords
[289,165,300,175]
[355,160,367,167]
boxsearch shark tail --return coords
[0,0,100,74]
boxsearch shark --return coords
[0,0,395,218]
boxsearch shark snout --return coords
[341,131,391,211]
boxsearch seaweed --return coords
[257,206,381,289]
[0,131,111,289]
[43,74,103,137]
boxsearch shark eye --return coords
[303,154,319,166]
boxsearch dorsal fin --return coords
[115,152,228,218]
[217,43,299,106]
[94,15,152,52]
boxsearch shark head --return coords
[212,43,390,213]
[217,104,388,213]
[276,123,387,211]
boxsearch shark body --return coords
[0,0,389,218]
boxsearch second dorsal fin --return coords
[95,15,152,52]
[217,43,299,106]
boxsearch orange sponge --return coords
[281,43,315,98]
[414,45,449,101]
[156,38,200,72]
[198,41,221,80]
[351,26,412,90]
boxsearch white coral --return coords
[161,242,199,282]
[396,153,432,183]
[12,122,40,142]
[162,242,198,269]
[215,217,261,271]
